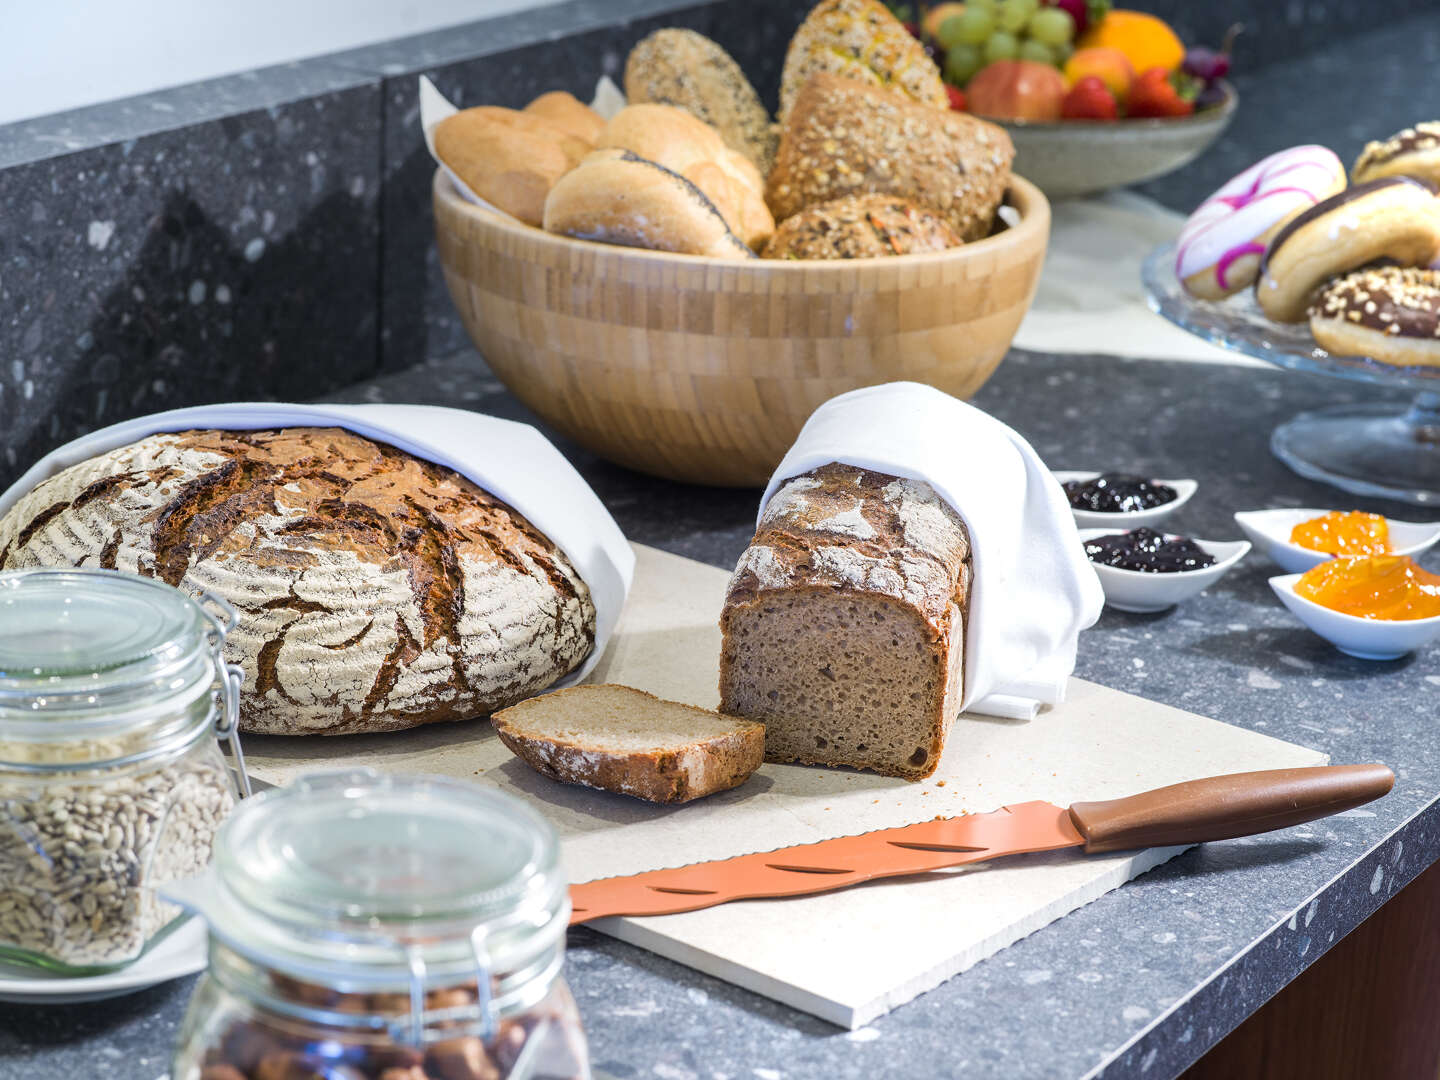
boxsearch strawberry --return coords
[1060,76,1117,120]
[1126,66,1196,118]
[945,84,967,111]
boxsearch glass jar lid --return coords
[0,569,229,760]
[186,770,569,990]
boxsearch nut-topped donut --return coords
[1310,266,1440,367]
[1353,122,1440,187]
[1255,176,1440,322]
[1176,146,1345,300]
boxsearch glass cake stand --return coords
[1141,244,1440,506]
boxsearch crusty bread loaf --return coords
[544,149,756,258]
[523,90,606,145]
[0,428,596,736]
[719,463,971,780]
[434,105,591,226]
[624,28,777,175]
[596,103,774,250]
[762,194,962,259]
[493,684,765,803]
[769,75,1013,242]
[778,0,948,122]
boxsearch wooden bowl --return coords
[434,170,1050,487]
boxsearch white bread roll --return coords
[434,105,591,226]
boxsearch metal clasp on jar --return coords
[392,929,499,1046]
[197,589,252,798]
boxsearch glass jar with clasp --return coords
[0,568,249,971]
[169,769,589,1080]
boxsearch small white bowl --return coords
[1269,573,1440,660]
[1234,509,1440,574]
[1078,528,1250,613]
[1054,471,1198,531]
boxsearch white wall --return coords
[0,0,557,126]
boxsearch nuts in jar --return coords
[0,569,246,970]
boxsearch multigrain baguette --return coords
[762,194,961,259]
[0,428,596,736]
[719,463,971,780]
[493,684,765,803]
[767,73,1014,242]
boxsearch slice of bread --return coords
[492,685,765,803]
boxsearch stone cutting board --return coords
[244,544,1326,1029]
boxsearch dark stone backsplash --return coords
[0,0,1435,485]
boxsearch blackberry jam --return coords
[1064,474,1177,513]
[1084,528,1216,574]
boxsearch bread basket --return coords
[434,169,1050,487]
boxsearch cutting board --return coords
[244,544,1326,1028]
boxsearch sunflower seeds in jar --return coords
[0,569,246,971]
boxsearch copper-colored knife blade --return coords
[569,801,1083,925]
[567,764,1395,926]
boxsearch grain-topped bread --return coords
[0,427,596,736]
[767,73,1014,242]
[434,104,592,226]
[778,0,948,122]
[595,104,774,250]
[762,194,962,259]
[493,684,765,803]
[543,149,756,258]
[624,28,778,176]
[719,463,971,780]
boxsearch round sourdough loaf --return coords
[0,427,596,735]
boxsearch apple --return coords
[965,60,1067,122]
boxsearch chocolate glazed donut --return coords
[1310,266,1440,368]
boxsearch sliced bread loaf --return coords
[492,685,765,803]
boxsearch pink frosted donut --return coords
[1176,146,1346,300]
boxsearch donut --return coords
[1255,176,1440,322]
[1353,122,1440,187]
[1176,146,1345,300]
[1310,266,1440,367]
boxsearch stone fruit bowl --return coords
[433,170,1050,487]
[993,81,1237,199]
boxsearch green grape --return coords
[1018,38,1055,64]
[983,30,1019,63]
[967,0,997,11]
[939,7,995,48]
[1027,6,1075,46]
[997,0,1038,32]
[944,42,984,85]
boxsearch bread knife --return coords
[569,764,1393,924]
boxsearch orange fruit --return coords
[1077,10,1185,75]
[1063,47,1136,102]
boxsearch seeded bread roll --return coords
[625,28,777,176]
[779,0,948,122]
[762,194,962,259]
[767,73,1014,242]
[719,463,972,780]
[596,103,774,250]
[523,90,606,145]
[0,428,596,736]
[434,106,592,226]
[543,149,756,258]
[1310,266,1440,367]
[493,684,765,803]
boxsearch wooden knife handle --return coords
[1068,764,1394,854]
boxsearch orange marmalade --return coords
[1289,511,1390,556]
[1295,555,1440,620]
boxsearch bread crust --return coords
[523,91,606,145]
[0,427,596,735]
[625,28,777,175]
[767,74,1013,242]
[434,106,591,226]
[762,194,961,259]
[493,685,765,803]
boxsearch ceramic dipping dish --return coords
[1234,509,1440,574]
[1055,471,1198,531]
[1078,528,1250,613]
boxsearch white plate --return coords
[1269,573,1440,661]
[0,917,207,1004]
[1054,471,1198,531]
[1235,508,1440,574]
[1079,528,1250,613]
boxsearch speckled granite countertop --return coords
[3,348,1435,1080]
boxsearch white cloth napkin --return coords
[0,403,634,687]
[761,383,1103,720]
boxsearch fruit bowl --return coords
[988,81,1237,199]
[434,170,1050,487]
